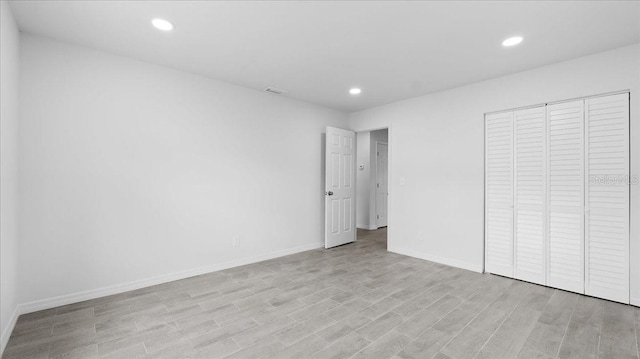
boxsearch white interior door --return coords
[325,126,356,249]
[546,100,585,294]
[584,93,629,303]
[514,106,546,285]
[485,111,514,278]
[376,142,388,228]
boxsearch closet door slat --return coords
[585,93,629,304]
[546,100,585,294]
[485,111,514,278]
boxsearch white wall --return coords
[349,44,640,304]
[1,1,21,352]
[17,34,348,310]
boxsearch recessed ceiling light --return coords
[152,18,174,31]
[349,88,362,95]
[502,36,523,47]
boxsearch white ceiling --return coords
[9,1,640,112]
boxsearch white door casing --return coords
[485,111,514,278]
[376,142,388,228]
[325,126,356,249]
[584,93,630,303]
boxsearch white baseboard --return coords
[388,245,483,273]
[16,242,323,317]
[631,297,640,308]
[1,305,19,355]
[357,225,378,230]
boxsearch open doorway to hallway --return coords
[357,227,387,250]
[356,128,388,249]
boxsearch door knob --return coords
[326,191,334,196]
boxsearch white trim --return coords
[15,242,322,316]
[387,125,393,250]
[357,224,378,230]
[1,305,19,355]
[631,297,640,308]
[484,89,631,116]
[388,245,483,273]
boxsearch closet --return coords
[484,92,630,304]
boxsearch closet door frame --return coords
[483,91,630,305]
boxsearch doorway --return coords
[375,142,388,228]
[356,128,389,247]
[356,227,387,252]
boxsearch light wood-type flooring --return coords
[3,228,639,359]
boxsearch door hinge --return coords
[377,152,379,156]
[377,215,380,219]
[377,183,380,188]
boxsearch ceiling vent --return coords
[264,87,288,95]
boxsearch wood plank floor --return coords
[3,228,639,359]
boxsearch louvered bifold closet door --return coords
[546,100,585,294]
[585,93,630,304]
[514,107,546,285]
[485,111,514,278]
